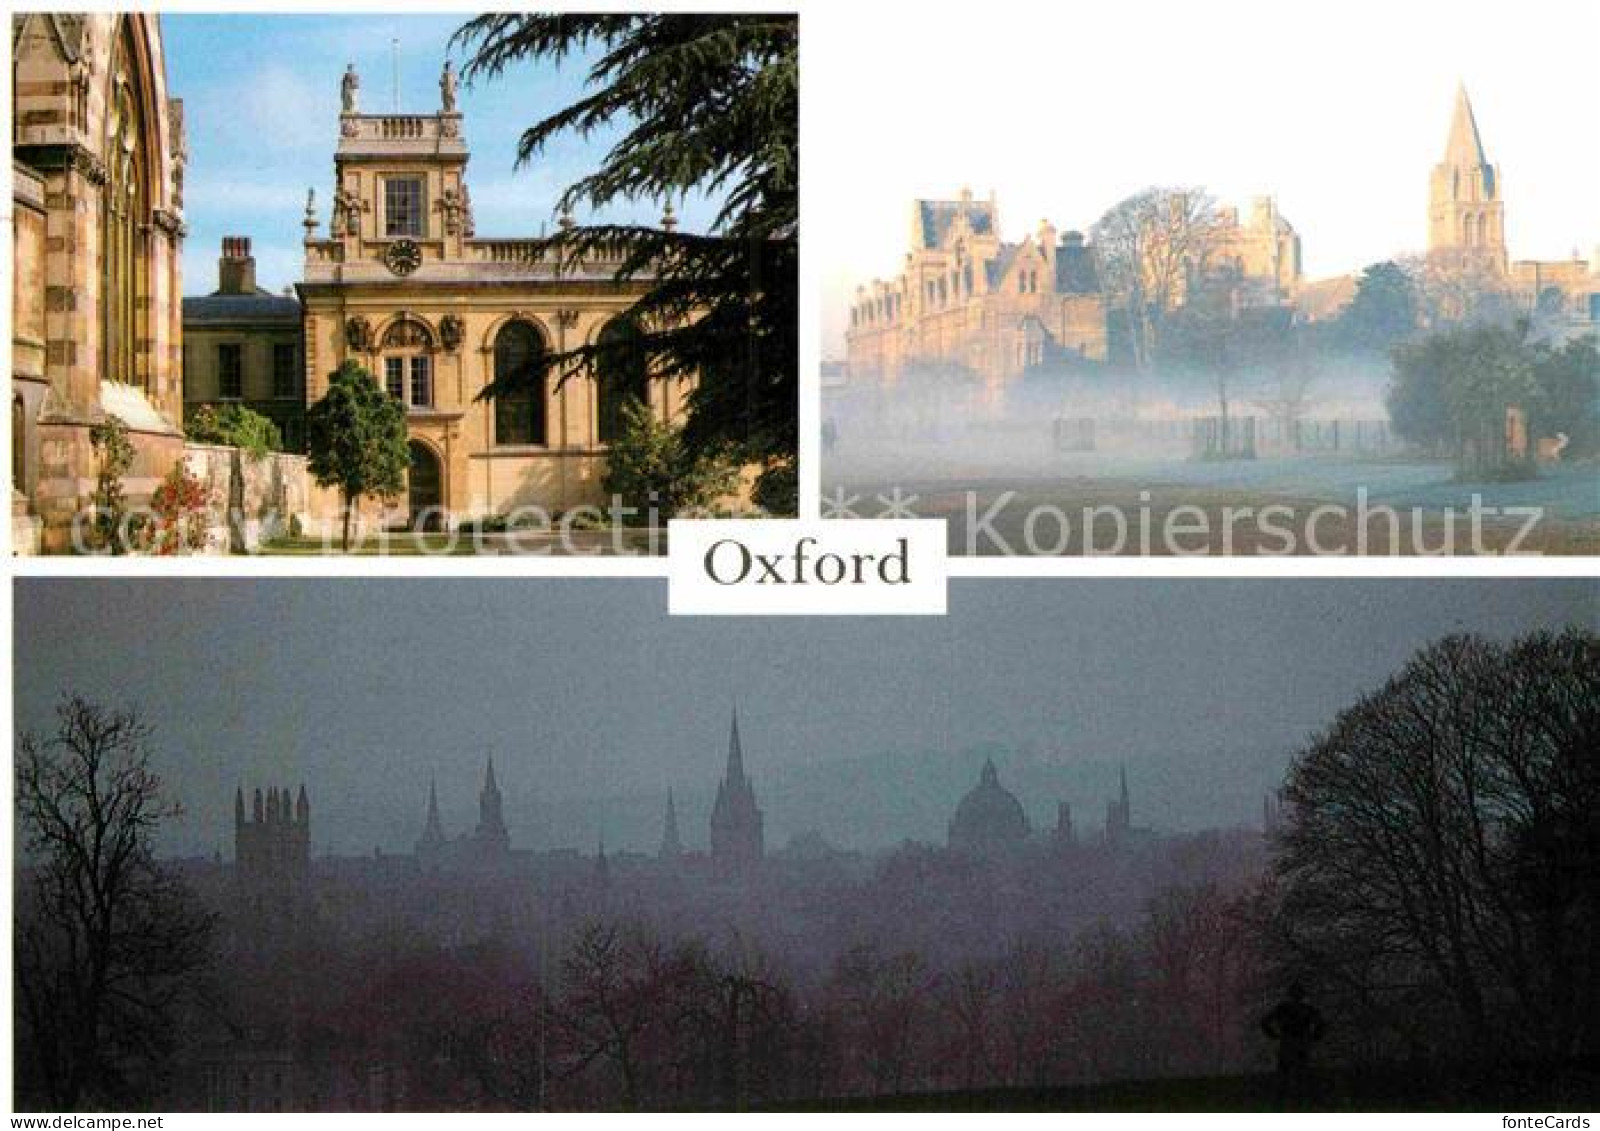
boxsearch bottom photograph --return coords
[12,577,1598,1112]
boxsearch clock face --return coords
[384,239,422,277]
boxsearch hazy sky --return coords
[14,578,1594,858]
[165,14,717,296]
[814,0,1600,353]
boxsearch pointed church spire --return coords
[235,786,246,827]
[1443,82,1488,168]
[424,778,442,833]
[726,707,745,785]
[1120,765,1130,809]
[660,789,682,859]
[484,754,500,797]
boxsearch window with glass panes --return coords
[272,342,298,398]
[218,343,243,399]
[408,356,432,407]
[382,355,432,409]
[384,177,424,237]
[384,357,405,401]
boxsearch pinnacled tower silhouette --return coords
[709,708,763,871]
[659,789,683,861]
[475,754,510,856]
[235,782,312,941]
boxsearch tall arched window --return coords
[493,320,548,446]
[595,317,649,444]
[103,23,150,388]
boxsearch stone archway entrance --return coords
[407,440,443,531]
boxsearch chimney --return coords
[218,235,257,295]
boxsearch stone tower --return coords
[1428,84,1507,273]
[709,709,763,871]
[234,784,312,932]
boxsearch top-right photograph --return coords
[819,2,1599,556]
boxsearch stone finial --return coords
[661,198,677,232]
[302,188,319,239]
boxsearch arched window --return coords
[103,23,151,388]
[595,317,650,444]
[12,395,25,490]
[493,320,547,446]
[380,318,434,409]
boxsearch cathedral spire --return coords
[1443,82,1488,168]
[476,754,509,849]
[726,707,746,785]
[1120,765,1130,811]
[660,789,682,859]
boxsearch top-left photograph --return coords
[11,12,799,556]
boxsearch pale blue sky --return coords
[164,14,717,296]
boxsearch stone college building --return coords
[297,61,690,526]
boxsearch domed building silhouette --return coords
[948,758,1030,855]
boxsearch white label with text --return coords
[669,520,947,615]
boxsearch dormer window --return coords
[384,177,425,238]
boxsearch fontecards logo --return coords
[668,520,947,615]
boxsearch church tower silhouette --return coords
[709,708,763,871]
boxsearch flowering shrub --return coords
[87,414,138,553]
[144,461,212,555]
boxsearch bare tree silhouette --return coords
[1271,630,1599,1066]
[14,696,216,1109]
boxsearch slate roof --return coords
[183,292,302,325]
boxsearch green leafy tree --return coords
[1532,335,1600,458]
[455,14,798,510]
[601,397,739,520]
[1334,261,1416,355]
[1388,324,1543,475]
[185,403,283,458]
[306,361,409,550]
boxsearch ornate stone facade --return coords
[297,62,690,526]
[11,13,187,551]
[846,190,1108,392]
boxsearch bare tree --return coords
[14,695,216,1109]
[1090,186,1224,373]
[1271,630,1600,1065]
[552,920,674,1109]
